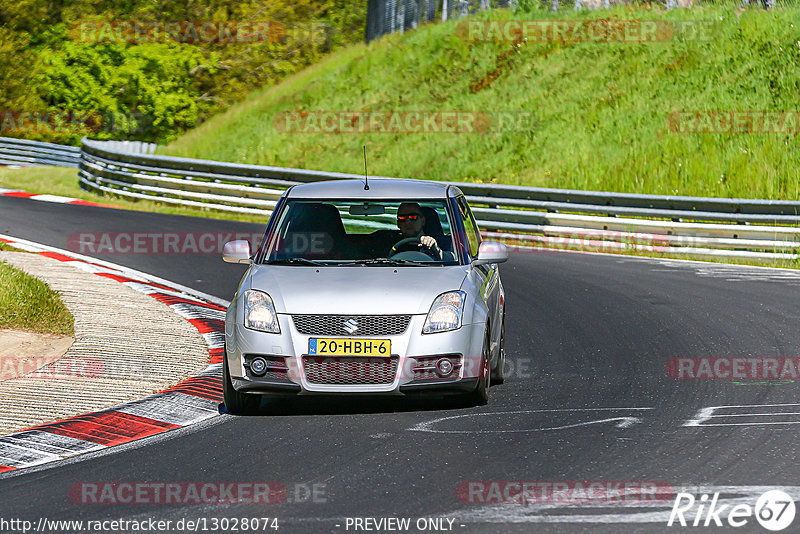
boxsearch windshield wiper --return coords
[341,258,430,266]
[263,258,327,266]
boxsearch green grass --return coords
[0,261,74,335]
[0,166,267,223]
[0,242,22,252]
[161,6,800,199]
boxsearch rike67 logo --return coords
[668,490,795,531]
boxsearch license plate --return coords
[308,338,390,356]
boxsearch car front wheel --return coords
[223,351,261,415]
[462,331,490,406]
[491,316,506,385]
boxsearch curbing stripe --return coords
[208,347,225,364]
[0,235,230,474]
[70,199,117,208]
[34,411,181,446]
[0,430,105,456]
[0,441,61,469]
[164,303,227,319]
[161,376,224,403]
[0,189,117,208]
[150,292,226,311]
[26,194,76,203]
[38,251,80,262]
[116,392,220,426]
[93,272,175,292]
[186,317,225,334]
[200,331,226,349]
[0,432,105,469]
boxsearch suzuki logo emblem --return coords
[343,318,359,334]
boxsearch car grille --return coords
[302,356,399,385]
[292,315,411,337]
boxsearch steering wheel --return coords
[389,237,436,258]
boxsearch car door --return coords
[456,195,503,361]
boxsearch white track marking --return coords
[409,408,653,434]
[651,258,800,285]
[684,403,800,427]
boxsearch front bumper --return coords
[226,314,485,397]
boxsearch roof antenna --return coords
[363,145,370,190]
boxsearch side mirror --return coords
[472,241,508,266]
[222,240,252,264]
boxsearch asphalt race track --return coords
[2,195,800,533]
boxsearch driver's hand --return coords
[420,235,442,259]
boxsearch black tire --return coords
[462,332,490,406]
[223,353,261,415]
[491,316,506,385]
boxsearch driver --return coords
[395,202,443,260]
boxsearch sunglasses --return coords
[397,214,421,221]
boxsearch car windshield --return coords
[261,199,459,265]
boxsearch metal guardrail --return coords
[0,137,81,167]
[75,137,800,263]
[2,136,798,263]
[0,137,156,168]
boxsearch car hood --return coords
[248,265,469,315]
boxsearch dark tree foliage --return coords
[0,0,366,143]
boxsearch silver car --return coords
[221,178,507,414]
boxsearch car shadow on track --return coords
[218,396,474,417]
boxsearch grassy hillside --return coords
[162,6,800,199]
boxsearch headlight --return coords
[423,291,466,334]
[244,290,280,333]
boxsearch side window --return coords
[457,196,481,257]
